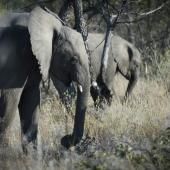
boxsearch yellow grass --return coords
[1,74,169,170]
[39,74,170,147]
[4,74,169,149]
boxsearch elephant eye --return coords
[70,58,78,65]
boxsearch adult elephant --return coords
[0,6,90,150]
[88,33,141,107]
[0,12,29,27]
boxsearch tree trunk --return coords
[73,0,88,41]
[101,27,113,83]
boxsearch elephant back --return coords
[87,33,105,78]
[0,12,29,27]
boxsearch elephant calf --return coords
[88,33,141,107]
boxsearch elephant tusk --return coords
[92,81,98,87]
[78,84,83,93]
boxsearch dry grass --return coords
[85,75,169,142]
[39,74,169,145]
[0,74,170,169]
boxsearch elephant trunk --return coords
[72,72,90,144]
[61,61,90,148]
[124,68,139,100]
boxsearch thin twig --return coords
[139,2,166,16]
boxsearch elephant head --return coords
[28,6,90,148]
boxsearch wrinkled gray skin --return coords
[88,33,141,107]
[0,7,90,150]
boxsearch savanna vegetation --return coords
[0,0,170,169]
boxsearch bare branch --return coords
[139,2,166,16]
[116,1,168,24]
[84,0,168,25]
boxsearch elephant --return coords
[0,6,90,150]
[87,33,141,107]
[0,12,29,27]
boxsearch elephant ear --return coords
[28,6,62,82]
[113,41,131,76]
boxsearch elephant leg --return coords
[18,79,40,153]
[0,89,23,143]
[124,68,140,101]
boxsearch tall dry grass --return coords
[0,74,169,169]
[39,74,169,146]
[86,75,169,142]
